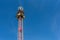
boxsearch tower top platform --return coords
[16,6,25,19]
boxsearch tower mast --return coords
[16,1,25,40]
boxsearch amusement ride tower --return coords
[16,0,25,40]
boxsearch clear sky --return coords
[0,0,60,40]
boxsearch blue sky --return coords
[0,0,60,40]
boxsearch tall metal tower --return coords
[16,0,25,40]
[16,6,25,40]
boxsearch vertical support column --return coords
[18,17,23,40]
[22,19,24,40]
